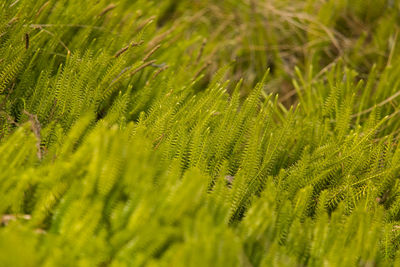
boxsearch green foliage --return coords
[1,0,400,266]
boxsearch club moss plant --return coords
[1,0,400,266]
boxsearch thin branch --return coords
[143,44,161,61]
[129,60,156,77]
[98,3,116,17]
[352,90,400,118]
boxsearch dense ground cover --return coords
[1,0,400,266]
